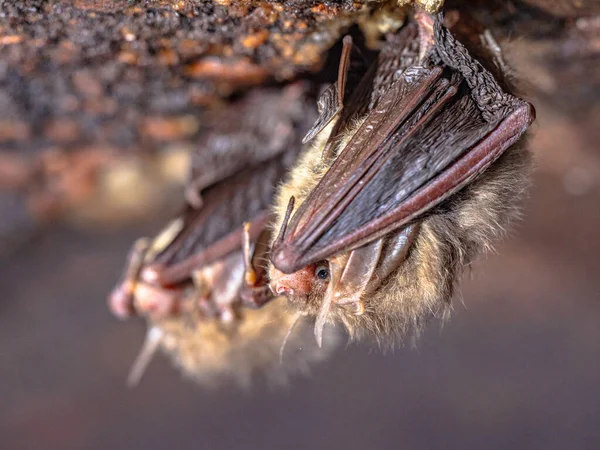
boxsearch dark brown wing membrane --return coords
[189,85,309,192]
[150,86,316,285]
[271,17,534,274]
[316,23,424,162]
[301,83,340,145]
[153,158,289,285]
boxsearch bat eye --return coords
[315,264,330,281]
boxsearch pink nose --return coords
[272,281,294,296]
[269,265,315,297]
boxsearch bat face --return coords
[269,12,535,347]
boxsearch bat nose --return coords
[269,265,316,297]
[275,283,294,296]
[269,269,295,296]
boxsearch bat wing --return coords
[188,85,309,197]
[149,162,278,286]
[271,22,534,274]
[151,87,316,285]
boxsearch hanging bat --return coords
[108,84,312,321]
[268,11,535,348]
[108,84,336,386]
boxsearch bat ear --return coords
[273,196,295,248]
[302,36,353,144]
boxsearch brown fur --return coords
[149,298,338,388]
[123,219,339,387]
[269,128,532,348]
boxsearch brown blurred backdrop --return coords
[2,86,600,450]
[1,1,600,449]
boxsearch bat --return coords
[109,84,312,321]
[268,11,535,348]
[108,84,337,386]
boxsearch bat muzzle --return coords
[269,264,316,297]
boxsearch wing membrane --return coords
[271,18,534,274]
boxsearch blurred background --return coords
[1,1,599,449]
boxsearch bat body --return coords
[108,84,336,385]
[269,12,534,347]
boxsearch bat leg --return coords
[240,223,275,308]
[108,237,151,319]
[368,224,420,293]
[334,238,385,314]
